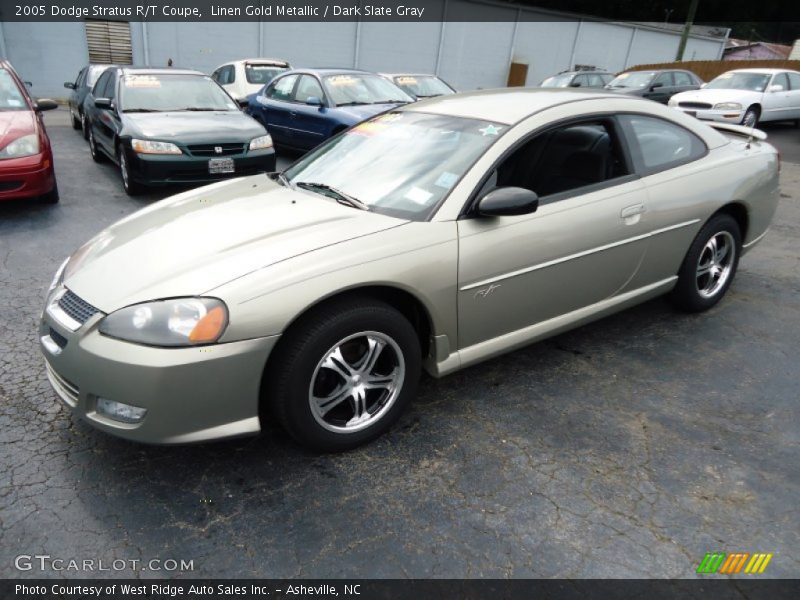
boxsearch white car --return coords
[211,58,291,105]
[669,68,800,127]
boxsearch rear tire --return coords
[266,298,421,452]
[670,213,741,312]
[81,113,89,140]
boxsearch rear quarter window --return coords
[620,114,707,174]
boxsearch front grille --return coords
[49,328,68,349]
[679,102,713,110]
[58,290,99,326]
[45,362,79,407]
[187,143,246,157]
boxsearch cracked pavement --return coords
[1,110,798,579]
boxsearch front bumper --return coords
[126,147,276,187]
[0,151,56,201]
[672,106,744,124]
[39,286,280,444]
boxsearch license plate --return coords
[208,157,234,174]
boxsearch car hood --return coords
[0,109,36,148]
[63,176,407,312]
[335,102,408,123]
[605,87,646,96]
[670,88,764,105]
[123,110,265,143]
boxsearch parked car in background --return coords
[64,64,114,138]
[83,67,275,195]
[606,69,702,103]
[211,59,291,106]
[41,89,779,451]
[380,73,456,99]
[540,70,614,88]
[669,68,800,127]
[246,68,412,151]
[0,60,59,204]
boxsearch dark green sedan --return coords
[83,67,276,195]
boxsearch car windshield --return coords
[0,69,26,110]
[120,74,239,112]
[540,73,574,88]
[324,74,412,106]
[393,75,453,98]
[608,71,655,88]
[284,112,504,220]
[245,64,287,85]
[87,65,110,87]
[705,72,771,92]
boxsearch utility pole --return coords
[675,0,700,61]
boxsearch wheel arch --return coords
[714,201,749,241]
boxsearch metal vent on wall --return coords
[85,20,133,65]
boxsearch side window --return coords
[772,72,789,90]
[75,68,86,87]
[600,73,613,86]
[587,74,604,87]
[104,73,117,101]
[267,74,299,101]
[93,72,110,97]
[654,72,674,87]
[621,114,706,173]
[293,75,325,104]
[211,68,223,83]
[226,65,236,84]
[674,71,692,86]
[484,119,631,201]
[571,74,588,87]
[787,72,800,90]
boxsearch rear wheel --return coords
[741,106,759,128]
[266,298,421,452]
[81,113,89,140]
[671,213,741,312]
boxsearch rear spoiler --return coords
[704,121,768,141]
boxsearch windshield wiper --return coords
[295,182,369,211]
[336,101,370,106]
[176,107,226,111]
[276,172,292,188]
[122,108,161,113]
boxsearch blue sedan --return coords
[245,68,413,151]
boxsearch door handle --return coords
[621,204,645,218]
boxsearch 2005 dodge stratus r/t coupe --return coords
[41,89,779,451]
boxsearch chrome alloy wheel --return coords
[120,151,130,189]
[696,231,736,298]
[309,331,405,433]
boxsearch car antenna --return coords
[745,123,755,149]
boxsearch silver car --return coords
[40,89,780,451]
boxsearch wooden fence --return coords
[624,60,800,82]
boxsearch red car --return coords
[0,60,59,203]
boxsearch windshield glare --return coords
[541,74,574,88]
[393,75,453,98]
[120,74,239,112]
[608,71,655,88]
[706,72,771,92]
[324,74,412,106]
[0,69,26,110]
[245,64,287,85]
[285,112,503,220]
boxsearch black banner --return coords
[2,0,800,22]
[3,579,800,600]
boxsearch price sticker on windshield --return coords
[396,77,418,85]
[125,76,161,88]
[328,75,357,86]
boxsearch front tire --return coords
[118,145,143,196]
[88,128,104,163]
[741,106,759,128]
[71,110,81,130]
[671,213,741,312]
[266,298,421,452]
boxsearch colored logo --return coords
[696,552,773,575]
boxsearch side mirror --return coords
[305,96,323,106]
[477,187,539,217]
[64,82,76,90]
[768,84,784,93]
[569,81,582,87]
[94,97,112,109]
[700,82,707,88]
[35,98,58,112]
[650,82,664,91]
[24,81,33,88]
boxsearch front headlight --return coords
[99,298,228,347]
[131,139,182,155]
[668,97,678,107]
[713,102,742,111]
[0,134,40,159]
[249,134,273,150]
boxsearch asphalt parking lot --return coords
[1,108,798,579]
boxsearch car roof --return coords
[293,68,375,76]
[117,67,204,77]
[724,68,798,74]
[382,73,440,78]
[403,88,635,125]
